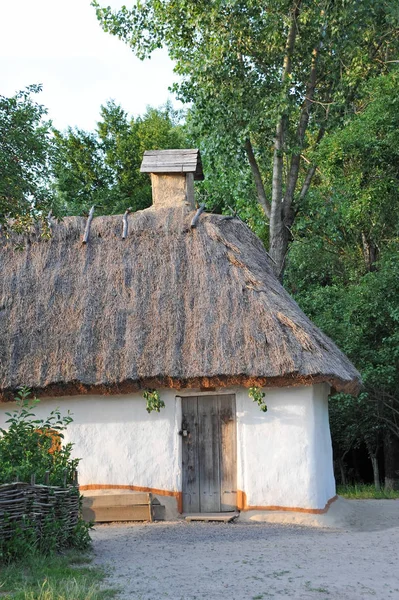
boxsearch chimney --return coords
[140,149,204,209]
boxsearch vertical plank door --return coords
[181,395,237,513]
[198,395,221,512]
[219,395,237,511]
[181,397,200,513]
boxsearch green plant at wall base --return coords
[144,389,165,413]
[249,387,267,412]
[0,387,78,486]
[0,387,92,562]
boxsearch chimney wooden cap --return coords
[140,149,204,181]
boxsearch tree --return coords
[93,0,399,277]
[53,101,187,215]
[285,71,399,489]
[0,85,55,232]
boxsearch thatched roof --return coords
[0,205,360,400]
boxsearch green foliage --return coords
[248,387,267,413]
[288,70,399,289]
[0,510,92,564]
[144,389,165,413]
[0,387,78,486]
[337,484,399,500]
[0,518,37,563]
[53,101,187,216]
[284,72,399,483]
[0,550,117,599]
[0,388,92,563]
[93,0,399,263]
[0,85,56,233]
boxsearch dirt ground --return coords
[92,499,399,600]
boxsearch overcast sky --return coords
[0,0,179,131]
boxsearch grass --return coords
[0,551,118,600]
[337,483,399,499]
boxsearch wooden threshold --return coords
[184,512,239,523]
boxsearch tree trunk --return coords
[269,117,288,279]
[338,457,347,486]
[384,429,399,491]
[370,454,381,491]
[361,232,378,272]
[267,1,302,279]
[244,138,271,218]
[365,439,381,490]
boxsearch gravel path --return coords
[92,500,399,600]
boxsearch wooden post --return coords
[63,469,67,488]
[186,172,195,208]
[31,474,36,486]
[122,208,132,239]
[44,471,50,486]
[148,492,153,523]
[190,203,206,229]
[82,206,95,244]
[72,470,79,487]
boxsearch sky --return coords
[0,0,179,131]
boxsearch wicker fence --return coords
[0,476,80,544]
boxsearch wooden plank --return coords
[142,155,198,162]
[198,395,221,513]
[219,395,237,511]
[140,149,204,180]
[82,492,150,508]
[143,149,199,156]
[184,512,239,523]
[142,155,198,163]
[182,397,200,513]
[141,162,197,169]
[82,504,151,523]
[141,165,197,173]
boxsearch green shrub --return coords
[0,388,92,562]
[0,387,78,486]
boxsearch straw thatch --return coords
[0,204,360,400]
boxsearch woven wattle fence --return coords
[0,478,80,543]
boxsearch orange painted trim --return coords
[237,490,338,514]
[79,485,336,517]
[79,484,183,513]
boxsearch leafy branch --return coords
[249,387,267,412]
[144,389,165,413]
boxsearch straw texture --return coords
[0,205,360,400]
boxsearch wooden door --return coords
[181,395,237,513]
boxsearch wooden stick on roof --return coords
[190,204,206,229]
[82,206,95,244]
[122,208,132,239]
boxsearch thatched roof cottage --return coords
[0,149,360,520]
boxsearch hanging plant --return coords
[144,389,165,413]
[249,387,267,412]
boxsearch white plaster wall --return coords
[236,383,335,510]
[312,383,336,505]
[0,383,335,510]
[0,391,182,492]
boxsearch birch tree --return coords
[93,0,399,277]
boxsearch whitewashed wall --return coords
[0,383,335,512]
[235,383,335,510]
